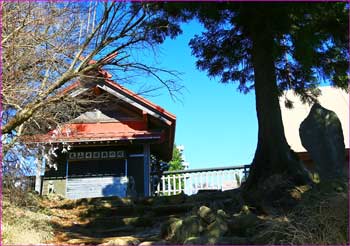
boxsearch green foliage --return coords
[168,145,184,171]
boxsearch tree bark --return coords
[244,17,311,194]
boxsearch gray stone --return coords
[160,217,182,240]
[103,237,140,245]
[161,215,201,243]
[206,219,228,238]
[183,236,208,245]
[216,209,230,219]
[197,206,215,224]
[138,241,169,245]
[227,213,262,236]
[173,215,201,243]
[300,103,347,181]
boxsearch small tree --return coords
[168,145,185,171]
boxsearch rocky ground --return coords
[45,189,243,245]
[43,179,348,245]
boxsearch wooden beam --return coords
[143,111,148,126]
[35,149,44,194]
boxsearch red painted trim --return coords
[59,80,81,95]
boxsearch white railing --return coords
[153,165,250,196]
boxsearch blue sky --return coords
[129,21,258,169]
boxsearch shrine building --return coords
[26,69,176,199]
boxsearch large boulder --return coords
[173,215,201,243]
[197,206,216,224]
[161,216,201,243]
[300,103,347,181]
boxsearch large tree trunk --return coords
[244,15,311,196]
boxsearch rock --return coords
[160,217,182,240]
[103,237,140,245]
[300,103,347,181]
[173,215,201,243]
[138,242,153,246]
[206,219,228,238]
[138,241,169,245]
[67,239,84,244]
[161,215,201,243]
[227,213,262,236]
[183,236,208,245]
[122,216,153,227]
[216,209,230,219]
[198,206,215,224]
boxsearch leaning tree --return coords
[152,2,349,198]
[2,1,183,190]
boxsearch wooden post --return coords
[124,159,128,176]
[65,159,69,196]
[167,175,171,195]
[162,176,165,196]
[35,149,44,194]
[143,143,150,197]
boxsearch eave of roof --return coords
[24,130,164,144]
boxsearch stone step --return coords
[151,203,197,216]
[66,224,140,239]
[80,205,140,218]
[82,216,155,229]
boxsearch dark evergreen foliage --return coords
[147,3,349,193]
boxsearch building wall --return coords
[43,144,147,198]
[42,178,66,196]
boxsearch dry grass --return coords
[255,187,349,245]
[2,191,54,244]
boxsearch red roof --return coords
[25,122,164,144]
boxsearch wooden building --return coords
[27,69,176,199]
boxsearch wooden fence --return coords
[154,165,250,196]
